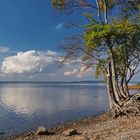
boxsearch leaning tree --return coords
[51,0,140,117]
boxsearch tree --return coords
[52,0,140,117]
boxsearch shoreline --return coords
[1,112,106,139]
[3,112,140,140]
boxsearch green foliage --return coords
[95,62,102,79]
[95,60,107,79]
[83,21,138,52]
[51,0,140,82]
[83,20,140,79]
[51,0,65,9]
[83,24,111,51]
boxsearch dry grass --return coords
[128,85,140,89]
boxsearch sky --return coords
[0,0,139,81]
[0,0,95,81]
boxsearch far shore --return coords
[128,85,140,89]
[3,112,140,140]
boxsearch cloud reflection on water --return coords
[0,84,109,116]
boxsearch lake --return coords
[0,82,109,136]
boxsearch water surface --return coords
[0,82,109,135]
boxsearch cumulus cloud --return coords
[56,23,63,30]
[0,46,10,53]
[64,66,93,78]
[1,50,60,75]
[0,49,95,81]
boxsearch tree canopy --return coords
[51,0,140,116]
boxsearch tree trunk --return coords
[106,41,140,117]
[106,62,113,109]
[109,46,120,103]
[107,71,140,117]
[106,61,122,114]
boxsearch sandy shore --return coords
[2,112,140,140]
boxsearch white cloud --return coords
[0,46,10,53]
[64,66,93,78]
[56,23,63,30]
[64,68,78,76]
[0,49,95,81]
[1,50,60,75]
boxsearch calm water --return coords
[0,82,109,136]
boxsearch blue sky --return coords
[0,0,70,51]
[0,0,139,81]
[0,0,94,81]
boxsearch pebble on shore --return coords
[36,126,55,136]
